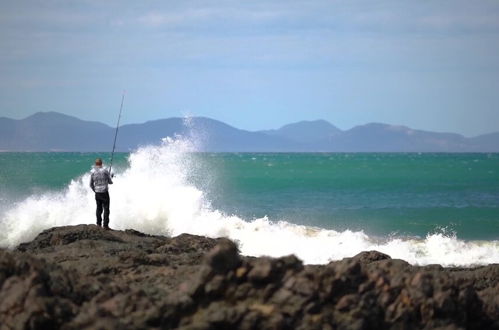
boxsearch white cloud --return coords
[134,4,299,29]
[419,13,499,32]
[136,11,207,28]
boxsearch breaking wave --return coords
[1,135,498,266]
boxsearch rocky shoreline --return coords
[1,225,498,329]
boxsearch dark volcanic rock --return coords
[1,225,498,329]
[352,250,391,264]
[0,250,79,329]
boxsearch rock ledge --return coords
[1,225,498,329]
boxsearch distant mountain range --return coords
[0,112,498,152]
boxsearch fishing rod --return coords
[109,91,125,175]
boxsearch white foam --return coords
[1,136,498,267]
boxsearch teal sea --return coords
[1,149,499,266]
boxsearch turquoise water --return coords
[0,152,128,198]
[1,152,498,241]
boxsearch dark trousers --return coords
[95,192,110,227]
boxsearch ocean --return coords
[1,137,498,266]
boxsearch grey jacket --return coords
[90,167,113,193]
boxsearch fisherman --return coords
[90,158,113,229]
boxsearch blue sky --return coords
[1,0,499,136]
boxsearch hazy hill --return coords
[118,117,295,152]
[330,123,469,152]
[260,120,342,144]
[468,132,499,152]
[0,112,113,152]
[0,112,498,152]
[261,121,497,152]
[0,112,295,152]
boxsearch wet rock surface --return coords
[1,225,498,329]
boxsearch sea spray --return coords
[1,136,499,266]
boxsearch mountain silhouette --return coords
[0,112,497,152]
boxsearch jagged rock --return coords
[352,250,391,264]
[0,250,79,330]
[0,225,497,329]
[204,238,240,274]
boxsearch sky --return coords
[1,0,499,136]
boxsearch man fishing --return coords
[90,158,113,229]
[89,92,124,229]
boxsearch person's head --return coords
[95,158,103,167]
